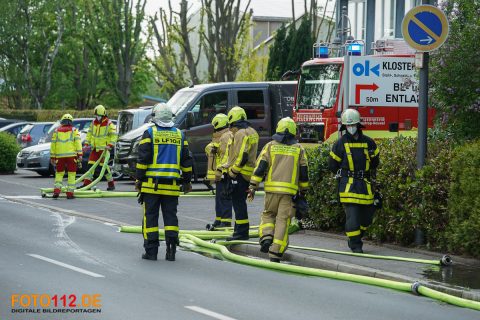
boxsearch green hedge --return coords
[0,132,20,173]
[305,137,480,258]
[0,109,121,122]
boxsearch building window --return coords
[348,0,366,40]
[375,0,396,39]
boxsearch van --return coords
[114,81,296,179]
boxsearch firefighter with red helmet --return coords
[82,105,117,190]
[328,109,380,253]
[50,114,83,199]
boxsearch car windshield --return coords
[44,121,61,142]
[296,64,341,110]
[167,90,198,115]
[20,124,34,134]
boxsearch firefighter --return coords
[81,105,117,190]
[205,113,233,230]
[135,103,193,261]
[50,114,83,199]
[216,106,259,240]
[328,109,380,253]
[247,117,309,262]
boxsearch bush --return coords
[446,140,480,257]
[0,109,121,122]
[0,132,20,173]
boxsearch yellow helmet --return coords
[94,104,107,116]
[211,114,229,130]
[227,106,247,124]
[276,117,297,135]
[61,113,73,121]
[341,109,361,125]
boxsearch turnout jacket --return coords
[136,125,193,196]
[50,125,82,159]
[85,117,117,151]
[205,128,233,180]
[218,121,259,181]
[250,140,309,195]
[328,132,379,205]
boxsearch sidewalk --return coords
[228,229,480,302]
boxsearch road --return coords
[0,170,478,319]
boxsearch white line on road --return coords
[185,306,237,320]
[27,254,105,278]
[5,195,43,199]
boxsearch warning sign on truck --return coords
[348,56,418,107]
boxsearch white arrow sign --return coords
[419,36,433,44]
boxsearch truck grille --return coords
[116,140,132,157]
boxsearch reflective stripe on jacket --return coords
[250,141,309,195]
[50,125,82,159]
[85,118,117,150]
[328,133,380,205]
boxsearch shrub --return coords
[0,132,20,173]
[446,140,480,257]
[0,109,121,122]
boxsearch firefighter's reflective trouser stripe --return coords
[259,193,294,259]
[232,175,249,236]
[142,193,179,255]
[344,203,375,249]
[86,149,113,181]
[214,179,232,225]
[54,157,77,192]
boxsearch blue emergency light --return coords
[347,43,363,56]
[314,44,329,58]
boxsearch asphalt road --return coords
[0,170,479,319]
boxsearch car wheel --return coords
[36,170,51,177]
[108,159,124,180]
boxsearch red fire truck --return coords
[293,39,435,142]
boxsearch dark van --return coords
[115,81,296,179]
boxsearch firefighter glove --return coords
[246,185,256,202]
[293,193,309,220]
[76,157,83,170]
[182,182,192,194]
[134,180,142,192]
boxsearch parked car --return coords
[117,107,153,137]
[38,118,94,144]
[0,119,24,129]
[0,122,31,136]
[17,122,53,149]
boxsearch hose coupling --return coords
[411,281,421,295]
[440,255,452,266]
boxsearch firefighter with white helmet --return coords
[248,117,309,262]
[50,114,83,199]
[135,103,193,261]
[216,106,259,240]
[82,105,117,190]
[328,108,380,253]
[205,113,234,230]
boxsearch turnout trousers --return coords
[259,193,295,259]
[344,203,375,250]
[231,175,250,236]
[214,179,233,226]
[142,193,179,256]
[54,157,77,194]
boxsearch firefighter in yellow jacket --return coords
[328,109,380,253]
[216,106,259,240]
[50,114,83,199]
[205,114,234,230]
[82,105,117,190]
[248,117,309,262]
[135,103,193,261]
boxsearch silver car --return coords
[16,143,53,176]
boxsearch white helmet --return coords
[152,103,174,127]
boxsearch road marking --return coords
[185,306,237,320]
[5,195,43,199]
[27,254,105,278]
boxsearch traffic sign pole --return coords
[417,52,428,169]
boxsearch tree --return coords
[285,17,313,72]
[86,0,148,106]
[430,0,480,140]
[265,24,287,81]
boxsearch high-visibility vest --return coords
[50,126,82,159]
[145,126,184,180]
[85,118,117,150]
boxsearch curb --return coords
[229,243,480,302]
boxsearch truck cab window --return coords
[191,91,228,126]
[237,90,265,119]
[297,64,341,110]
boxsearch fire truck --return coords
[293,39,435,142]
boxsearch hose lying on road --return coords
[180,234,480,311]
[216,240,452,266]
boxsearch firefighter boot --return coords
[165,237,179,261]
[270,258,281,263]
[206,220,221,231]
[260,238,273,253]
[348,237,363,254]
[142,247,158,261]
[66,192,75,199]
[52,188,61,199]
[81,179,92,188]
[107,181,115,191]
